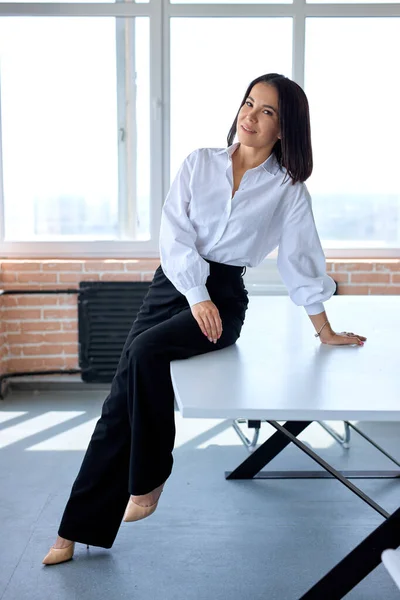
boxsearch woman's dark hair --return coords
[227,73,313,185]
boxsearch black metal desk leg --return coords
[226,421,312,480]
[299,507,400,599]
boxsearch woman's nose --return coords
[247,110,257,121]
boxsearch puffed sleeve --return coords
[277,183,336,315]
[159,150,211,307]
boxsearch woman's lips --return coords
[241,124,256,134]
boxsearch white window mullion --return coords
[149,0,164,244]
[123,17,138,240]
[116,17,130,240]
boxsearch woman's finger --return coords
[196,315,208,337]
[208,313,219,341]
[203,314,216,341]
[213,314,223,338]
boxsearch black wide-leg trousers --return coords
[58,260,249,548]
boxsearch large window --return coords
[0,0,399,258]
[0,16,150,247]
[305,17,400,249]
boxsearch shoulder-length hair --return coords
[227,73,313,186]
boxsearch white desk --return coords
[171,295,400,600]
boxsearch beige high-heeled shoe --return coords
[123,485,165,523]
[42,542,89,565]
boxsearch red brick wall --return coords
[0,281,6,377]
[0,258,399,376]
[0,259,160,376]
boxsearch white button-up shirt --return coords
[159,142,336,316]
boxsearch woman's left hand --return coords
[320,329,367,346]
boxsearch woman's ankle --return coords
[131,482,165,506]
[53,536,73,549]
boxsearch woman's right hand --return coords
[191,300,222,344]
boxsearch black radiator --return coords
[78,281,151,383]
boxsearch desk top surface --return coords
[170,296,400,421]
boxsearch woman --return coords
[43,72,367,565]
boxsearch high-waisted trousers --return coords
[58,259,249,548]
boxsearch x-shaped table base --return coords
[225,420,400,599]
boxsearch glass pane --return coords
[0,0,149,3]
[305,18,400,247]
[0,17,150,241]
[170,18,292,178]
[172,0,290,3]
[308,0,398,4]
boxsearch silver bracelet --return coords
[314,319,330,338]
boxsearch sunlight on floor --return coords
[0,411,85,449]
[27,417,98,451]
[0,411,27,424]
[0,408,349,452]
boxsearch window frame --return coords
[0,0,399,260]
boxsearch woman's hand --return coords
[319,328,367,346]
[191,300,222,344]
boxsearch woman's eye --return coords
[245,101,272,116]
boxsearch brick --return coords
[21,321,61,332]
[392,274,400,284]
[336,285,369,295]
[42,261,84,272]
[1,262,42,271]
[77,274,100,282]
[326,261,335,272]
[7,357,69,371]
[54,280,99,290]
[58,273,84,283]
[5,322,21,332]
[126,259,160,271]
[100,273,141,282]
[330,273,349,283]
[6,332,78,345]
[43,308,77,320]
[2,272,17,282]
[335,262,373,272]
[8,347,23,357]
[84,261,126,272]
[58,296,78,307]
[1,296,18,307]
[3,308,42,320]
[351,273,390,284]
[142,273,155,282]
[64,356,79,369]
[61,343,79,354]
[21,344,70,356]
[62,321,78,332]
[368,286,400,295]
[17,273,58,284]
[375,262,400,272]
[9,295,59,307]
[0,282,45,290]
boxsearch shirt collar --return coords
[217,142,281,176]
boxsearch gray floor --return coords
[0,387,399,600]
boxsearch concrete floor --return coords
[0,387,399,600]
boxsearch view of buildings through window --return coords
[0,9,399,248]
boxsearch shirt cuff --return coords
[304,302,325,316]
[185,285,211,307]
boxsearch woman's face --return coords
[237,82,281,150]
